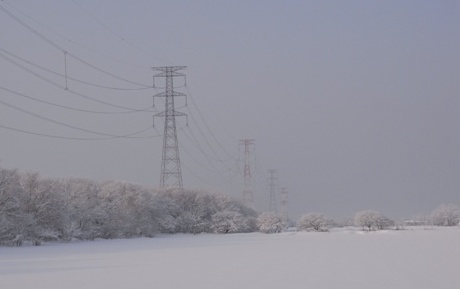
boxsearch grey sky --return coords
[1,0,459,220]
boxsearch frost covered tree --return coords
[0,168,22,245]
[257,212,284,234]
[430,204,460,226]
[0,165,259,246]
[97,181,159,238]
[155,188,257,234]
[354,210,394,231]
[18,172,64,244]
[297,213,328,232]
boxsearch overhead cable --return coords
[186,85,238,161]
[0,124,161,140]
[0,51,153,112]
[0,3,151,88]
[0,98,153,138]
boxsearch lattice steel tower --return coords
[280,187,288,224]
[268,169,277,213]
[239,139,255,209]
[153,66,187,188]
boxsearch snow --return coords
[1,227,459,289]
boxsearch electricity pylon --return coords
[280,187,288,225]
[152,66,187,188]
[239,139,255,209]
[268,169,277,213]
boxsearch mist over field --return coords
[1,1,458,220]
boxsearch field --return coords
[1,227,459,289]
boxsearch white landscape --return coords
[1,227,459,289]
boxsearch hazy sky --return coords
[1,0,459,220]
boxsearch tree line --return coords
[0,166,258,246]
[297,204,460,232]
[1,165,458,245]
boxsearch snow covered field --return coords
[1,227,459,289]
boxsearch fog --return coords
[1,0,459,220]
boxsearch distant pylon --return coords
[280,187,288,224]
[239,139,255,209]
[152,66,187,188]
[268,169,277,213]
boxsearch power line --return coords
[0,86,151,115]
[2,0,150,70]
[0,3,63,52]
[180,126,232,171]
[178,140,233,177]
[0,47,151,91]
[186,85,238,161]
[0,51,153,112]
[68,0,168,64]
[0,3,152,88]
[0,124,160,140]
[0,98,150,138]
[67,52,151,88]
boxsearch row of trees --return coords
[296,204,460,233]
[0,166,258,246]
[2,166,458,244]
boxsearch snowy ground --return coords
[1,227,459,289]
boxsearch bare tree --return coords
[0,168,22,245]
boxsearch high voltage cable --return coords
[180,127,235,177]
[0,52,153,112]
[68,0,168,64]
[2,0,150,70]
[66,53,150,88]
[185,85,238,161]
[0,98,152,138]
[187,108,235,164]
[0,47,151,91]
[0,86,151,115]
[0,3,151,88]
[181,128,238,186]
[0,125,160,141]
[0,4,63,52]
[181,124,231,167]
[180,160,223,188]
[178,140,233,177]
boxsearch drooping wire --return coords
[0,46,152,91]
[181,124,231,167]
[0,124,161,141]
[0,98,153,138]
[0,3,151,88]
[66,53,151,88]
[186,85,238,161]
[68,0,168,64]
[0,86,149,115]
[180,160,223,188]
[178,140,234,178]
[2,0,150,70]
[0,51,153,112]
[64,51,68,90]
